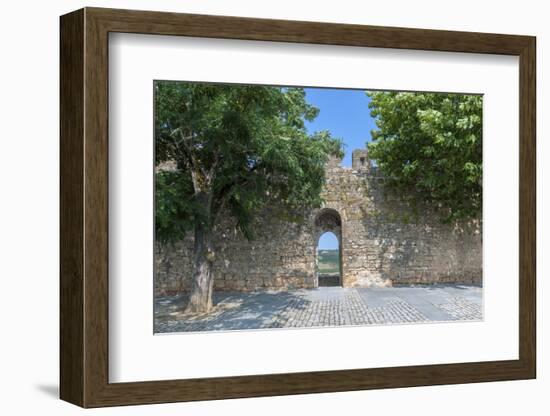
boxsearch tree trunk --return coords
[185,224,215,313]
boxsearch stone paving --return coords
[154,284,483,333]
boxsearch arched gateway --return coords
[313,208,343,287]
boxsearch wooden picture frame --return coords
[60,7,536,408]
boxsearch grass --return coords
[318,249,340,274]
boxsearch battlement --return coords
[352,149,371,170]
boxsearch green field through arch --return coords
[317,231,340,286]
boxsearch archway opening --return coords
[317,231,341,287]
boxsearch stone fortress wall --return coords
[155,150,482,296]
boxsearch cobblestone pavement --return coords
[154,284,482,333]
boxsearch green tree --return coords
[155,82,342,313]
[366,91,482,222]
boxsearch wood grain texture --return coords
[83,10,110,406]
[59,7,537,408]
[88,7,532,54]
[518,38,537,376]
[59,8,84,407]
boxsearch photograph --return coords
[50,4,538,410]
[153,81,483,333]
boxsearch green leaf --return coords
[366,91,482,222]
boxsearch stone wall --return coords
[155,150,482,295]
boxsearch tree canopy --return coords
[155,82,343,242]
[366,91,483,222]
[155,81,343,312]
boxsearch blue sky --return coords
[318,231,339,251]
[305,87,377,250]
[304,87,376,167]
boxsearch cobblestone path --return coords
[154,285,482,333]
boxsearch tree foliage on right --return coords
[366,91,482,222]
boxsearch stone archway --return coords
[314,208,343,287]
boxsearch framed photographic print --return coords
[60,7,536,408]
